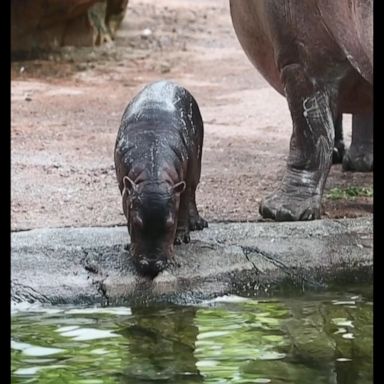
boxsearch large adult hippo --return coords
[114,80,207,277]
[230,0,373,221]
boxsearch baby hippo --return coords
[114,80,207,277]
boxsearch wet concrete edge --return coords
[11,216,373,306]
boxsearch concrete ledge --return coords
[11,217,373,305]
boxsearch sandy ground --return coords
[11,0,373,231]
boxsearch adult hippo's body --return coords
[230,0,373,221]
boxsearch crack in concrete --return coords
[80,249,110,305]
[11,282,51,304]
[11,219,372,304]
[241,245,325,289]
[92,279,110,306]
[240,246,262,275]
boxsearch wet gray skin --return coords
[114,80,207,277]
[230,0,373,221]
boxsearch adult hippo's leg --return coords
[333,114,345,164]
[259,64,337,221]
[343,113,373,172]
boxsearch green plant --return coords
[326,186,373,200]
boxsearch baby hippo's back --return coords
[122,80,201,130]
[115,80,203,180]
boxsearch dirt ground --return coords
[11,0,373,231]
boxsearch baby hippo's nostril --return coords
[134,256,168,278]
[155,259,166,269]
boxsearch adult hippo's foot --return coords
[343,148,373,172]
[342,113,373,172]
[260,193,321,221]
[259,170,321,221]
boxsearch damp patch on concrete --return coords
[11,217,373,306]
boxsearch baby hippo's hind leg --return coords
[174,178,207,244]
[175,185,191,244]
[187,158,207,231]
[188,188,208,230]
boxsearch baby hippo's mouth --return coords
[133,256,169,278]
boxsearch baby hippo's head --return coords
[122,176,186,277]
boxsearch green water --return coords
[11,287,372,384]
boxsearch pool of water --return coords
[11,286,372,384]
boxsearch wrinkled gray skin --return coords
[114,80,207,277]
[230,0,373,221]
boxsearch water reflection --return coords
[11,289,372,384]
[323,299,373,384]
[113,294,372,384]
[118,306,203,383]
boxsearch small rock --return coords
[63,53,72,62]
[76,63,87,71]
[25,96,32,102]
[140,28,152,39]
[89,51,97,61]
[160,62,171,74]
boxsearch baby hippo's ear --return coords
[122,176,137,196]
[172,181,186,195]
